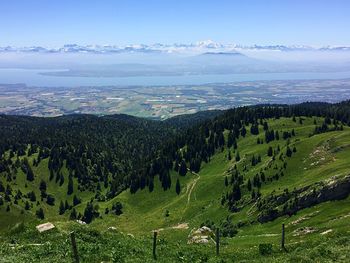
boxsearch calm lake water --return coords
[0,68,350,87]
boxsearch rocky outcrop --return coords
[258,175,350,223]
[36,222,55,233]
[188,226,215,244]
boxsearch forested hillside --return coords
[1,101,350,262]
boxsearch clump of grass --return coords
[259,243,273,255]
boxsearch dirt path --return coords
[152,169,201,233]
[187,170,200,205]
[153,223,189,233]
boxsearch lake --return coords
[0,68,350,87]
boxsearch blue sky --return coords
[1,0,350,47]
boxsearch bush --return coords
[112,202,123,215]
[220,220,238,237]
[259,243,273,255]
[46,194,55,206]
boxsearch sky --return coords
[1,0,350,47]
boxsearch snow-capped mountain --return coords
[0,41,349,54]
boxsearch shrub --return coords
[112,202,123,215]
[259,243,273,255]
[220,219,238,237]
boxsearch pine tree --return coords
[240,126,247,137]
[67,175,74,195]
[251,155,256,166]
[175,178,181,195]
[250,123,259,135]
[36,208,45,219]
[28,191,36,202]
[59,201,65,215]
[232,183,241,201]
[227,131,234,148]
[263,121,269,131]
[46,195,55,206]
[286,146,293,157]
[235,152,240,162]
[148,178,154,192]
[267,146,273,156]
[83,202,94,223]
[39,180,47,198]
[247,179,252,191]
[179,160,187,176]
[59,174,64,186]
[0,181,4,192]
[112,202,123,215]
[73,195,81,206]
[233,139,238,149]
[26,166,34,181]
[39,180,47,192]
[49,169,54,181]
[275,130,280,140]
[70,208,77,220]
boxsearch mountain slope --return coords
[1,102,350,262]
[102,116,350,232]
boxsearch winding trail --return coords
[152,169,201,232]
[187,170,200,205]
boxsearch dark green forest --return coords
[0,101,350,218]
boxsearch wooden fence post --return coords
[216,228,220,255]
[70,231,80,263]
[281,224,285,250]
[153,231,157,260]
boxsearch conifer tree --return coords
[267,146,273,157]
[59,201,65,215]
[67,175,74,195]
[176,178,181,195]
[73,195,81,206]
[232,183,241,201]
[26,166,34,181]
[240,126,247,137]
[179,160,187,176]
[70,208,77,220]
[235,152,240,162]
[36,208,45,219]
[247,179,252,191]
[148,178,154,192]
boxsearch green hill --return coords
[1,102,350,262]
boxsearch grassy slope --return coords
[98,117,350,234]
[1,117,350,262]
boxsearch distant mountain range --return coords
[1,40,350,54]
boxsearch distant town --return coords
[1,78,349,119]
